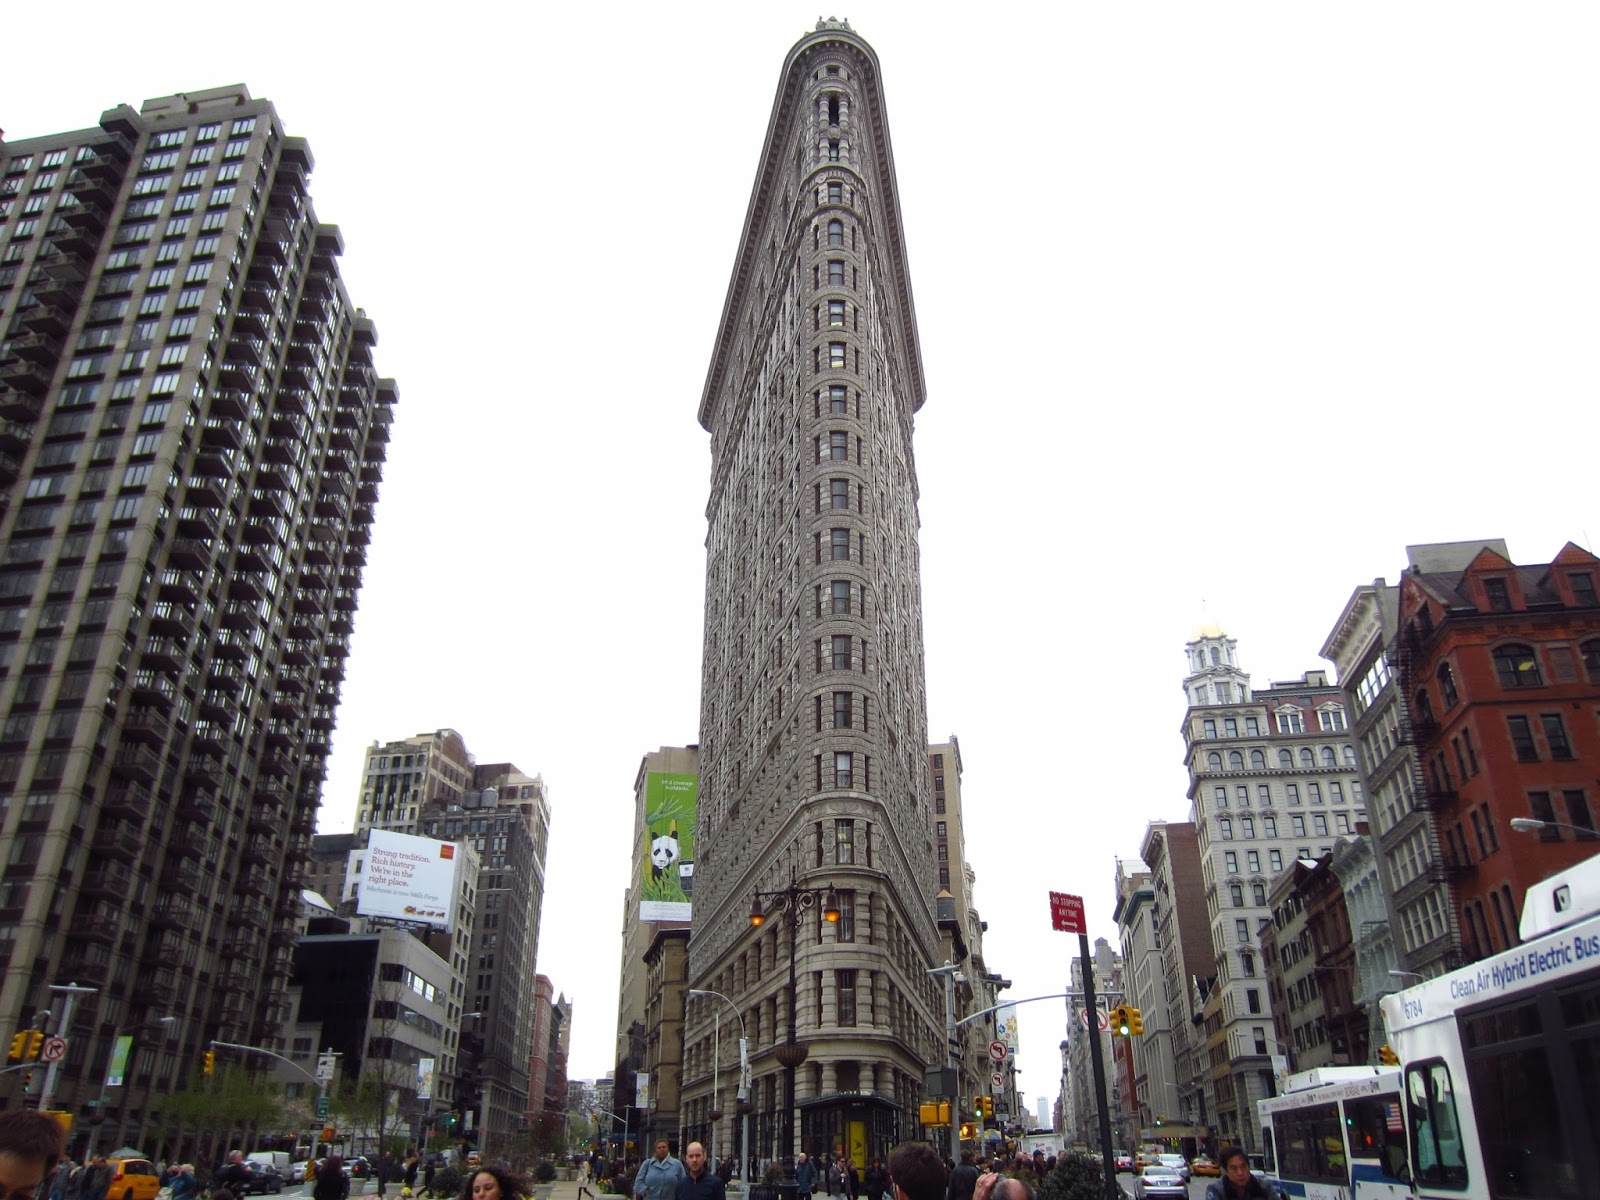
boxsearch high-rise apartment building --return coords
[681,19,942,1169]
[0,87,392,1138]
[1181,629,1363,1151]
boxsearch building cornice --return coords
[698,24,925,431]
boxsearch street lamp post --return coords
[749,868,840,1195]
[83,1017,178,1161]
[1509,816,1598,838]
[688,989,749,1182]
[924,963,961,1165]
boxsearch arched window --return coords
[1211,647,1222,665]
[1321,746,1337,766]
[1343,745,1356,765]
[1228,751,1244,770]
[1581,639,1600,684]
[827,219,844,246]
[1207,752,1223,771]
[1250,749,1266,769]
[1436,662,1459,707]
[1299,747,1315,767]
[1493,643,1542,688]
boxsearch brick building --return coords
[1397,541,1600,963]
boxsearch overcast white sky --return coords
[8,2,1599,1099]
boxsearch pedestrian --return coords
[675,1143,724,1200]
[80,1158,113,1200]
[864,1159,886,1200]
[405,1157,419,1192]
[826,1155,854,1200]
[170,1165,198,1200]
[794,1154,819,1197]
[943,1153,977,1200]
[459,1167,530,1200]
[886,1143,943,1200]
[423,1158,436,1197]
[314,1157,350,1200]
[990,1182,1032,1200]
[1205,1147,1275,1200]
[47,1157,75,1200]
[632,1141,683,1200]
[214,1153,252,1198]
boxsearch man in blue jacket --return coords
[676,1144,725,1200]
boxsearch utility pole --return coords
[40,983,99,1112]
[926,962,961,1164]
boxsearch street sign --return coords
[1077,1007,1110,1031]
[316,1096,330,1118]
[988,1040,1007,1063]
[40,1037,66,1063]
[990,1072,1004,1089]
[1050,892,1086,934]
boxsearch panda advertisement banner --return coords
[640,771,697,921]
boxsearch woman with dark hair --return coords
[1203,1147,1274,1200]
[314,1158,351,1200]
[460,1166,532,1200]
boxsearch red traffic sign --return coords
[40,1036,66,1063]
[988,1040,1008,1063]
[1077,1007,1110,1032]
[1050,892,1086,934]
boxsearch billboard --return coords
[639,771,697,921]
[357,829,459,927]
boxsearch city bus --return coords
[1257,1066,1411,1200]
[1379,851,1600,1200]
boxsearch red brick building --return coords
[1397,542,1600,964]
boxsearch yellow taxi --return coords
[108,1158,162,1200]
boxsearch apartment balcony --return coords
[0,421,28,455]
[201,416,244,452]
[10,330,63,365]
[131,675,177,711]
[318,657,345,683]
[219,599,258,631]
[332,587,359,612]
[274,386,312,417]
[52,224,102,258]
[189,726,228,762]
[101,781,152,820]
[141,637,185,671]
[229,570,269,603]
[232,900,271,931]
[60,201,109,231]
[259,750,294,777]
[65,175,114,210]
[20,303,71,336]
[144,940,186,970]
[162,861,203,894]
[121,706,171,746]
[254,237,289,265]
[80,146,132,183]
[149,897,195,931]
[246,258,285,290]
[196,691,230,722]
[57,954,112,985]
[0,389,43,424]
[158,569,200,604]
[263,719,295,748]
[0,358,53,396]
[314,491,349,523]
[250,489,290,520]
[237,867,273,897]
[323,451,354,479]
[356,478,380,504]
[76,915,121,944]
[328,610,354,634]
[328,426,357,452]
[242,835,278,863]
[166,831,207,860]
[90,826,140,863]
[183,757,225,791]
[184,480,226,513]
[174,790,215,822]
[165,539,212,571]
[111,744,160,782]
[80,864,134,897]
[191,445,233,479]
[230,307,269,339]
[227,335,267,369]
[213,629,251,662]
[0,450,20,486]
[176,505,221,539]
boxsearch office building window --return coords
[831,580,850,614]
[831,479,848,509]
[831,635,851,669]
[830,529,849,560]
[837,969,856,1023]
[1493,644,1542,688]
[836,817,855,858]
[833,692,852,729]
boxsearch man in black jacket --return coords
[944,1153,978,1200]
[676,1144,724,1200]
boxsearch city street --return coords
[1115,1173,1214,1199]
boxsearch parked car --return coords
[1114,1154,1134,1173]
[346,1158,372,1180]
[239,1163,285,1195]
[288,1162,311,1184]
[108,1158,162,1200]
[1191,1156,1220,1178]
[1132,1167,1188,1200]
[1157,1154,1191,1182]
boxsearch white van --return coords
[248,1152,291,1175]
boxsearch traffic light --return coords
[203,1050,216,1076]
[1110,1005,1132,1036]
[1378,1045,1399,1066]
[973,1094,985,1120]
[959,1123,976,1141]
[1127,1008,1145,1036]
[7,1032,24,1060]
[25,1031,42,1058]
[978,1096,994,1120]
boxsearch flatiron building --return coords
[681,20,943,1169]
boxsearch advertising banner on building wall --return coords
[639,772,698,921]
[105,1035,134,1087]
[357,829,459,927]
[417,1058,436,1101]
[996,1006,1020,1057]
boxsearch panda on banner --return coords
[650,818,694,897]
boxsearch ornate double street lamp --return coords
[749,869,839,1196]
